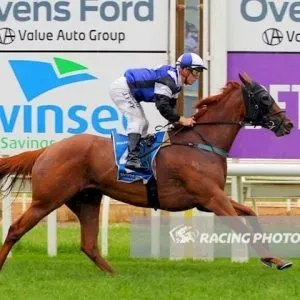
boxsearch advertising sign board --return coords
[0,1,170,154]
[228,0,300,52]
[228,52,300,158]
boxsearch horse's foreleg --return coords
[230,199,270,256]
[230,200,256,216]
[230,199,292,269]
[203,190,292,270]
[0,200,60,270]
[230,200,266,241]
[65,193,116,276]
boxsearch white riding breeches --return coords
[109,76,149,136]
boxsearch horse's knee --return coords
[206,194,237,216]
[245,207,256,216]
[237,205,256,216]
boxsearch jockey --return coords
[109,52,207,171]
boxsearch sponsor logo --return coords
[0,57,127,137]
[0,0,154,22]
[241,0,300,22]
[10,57,97,101]
[262,28,284,46]
[0,27,16,45]
[240,1,300,49]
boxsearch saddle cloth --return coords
[111,131,168,184]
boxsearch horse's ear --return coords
[239,72,252,86]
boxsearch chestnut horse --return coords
[0,74,294,275]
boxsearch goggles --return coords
[187,67,203,78]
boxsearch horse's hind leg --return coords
[65,190,116,275]
[0,199,61,270]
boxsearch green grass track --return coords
[0,224,299,300]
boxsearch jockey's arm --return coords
[154,93,180,123]
[154,81,195,126]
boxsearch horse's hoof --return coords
[109,272,118,278]
[277,261,293,271]
[260,258,272,268]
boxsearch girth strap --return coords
[146,176,160,210]
[195,143,228,158]
[171,142,228,158]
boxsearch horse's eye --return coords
[262,95,269,103]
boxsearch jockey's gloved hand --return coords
[179,116,196,127]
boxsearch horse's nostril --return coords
[285,121,294,130]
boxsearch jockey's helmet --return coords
[176,52,207,72]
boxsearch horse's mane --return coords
[194,81,240,109]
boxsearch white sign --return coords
[0,0,168,51]
[0,0,171,155]
[0,53,168,154]
[228,0,300,51]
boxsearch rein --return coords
[140,111,284,159]
[194,120,244,126]
[139,119,246,159]
[140,82,287,159]
[169,121,243,158]
[139,121,235,159]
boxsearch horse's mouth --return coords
[275,120,294,137]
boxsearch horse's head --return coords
[239,73,293,136]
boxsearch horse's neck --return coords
[176,94,245,152]
[194,116,240,152]
[169,123,240,153]
[195,96,244,152]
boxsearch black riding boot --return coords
[125,133,147,171]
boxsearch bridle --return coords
[241,82,285,131]
[191,82,285,130]
[168,82,286,157]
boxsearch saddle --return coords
[112,131,168,210]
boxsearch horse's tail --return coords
[0,148,46,193]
